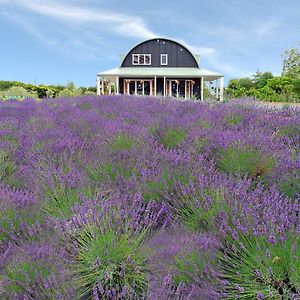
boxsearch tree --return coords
[58,88,74,97]
[254,71,274,89]
[266,77,293,94]
[282,46,300,79]
[0,86,37,100]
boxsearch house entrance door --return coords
[167,80,179,97]
[126,80,152,96]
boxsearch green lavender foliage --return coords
[217,144,274,181]
[278,170,300,199]
[42,174,81,219]
[218,231,300,299]
[110,133,135,152]
[176,188,229,233]
[159,128,187,149]
[0,150,16,183]
[5,260,51,295]
[173,250,207,286]
[224,113,243,126]
[142,168,192,203]
[71,223,149,299]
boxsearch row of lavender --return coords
[0,95,299,299]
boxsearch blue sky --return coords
[0,0,300,87]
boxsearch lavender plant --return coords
[0,95,299,299]
[217,143,274,181]
[158,127,187,149]
[65,200,152,300]
[217,230,300,299]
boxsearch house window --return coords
[161,54,168,65]
[132,54,151,65]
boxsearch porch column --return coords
[108,83,112,95]
[154,76,157,96]
[116,76,119,94]
[201,77,204,101]
[216,78,219,99]
[220,77,224,101]
[96,76,100,96]
[101,79,104,95]
[163,76,166,97]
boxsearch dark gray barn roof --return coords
[120,38,200,68]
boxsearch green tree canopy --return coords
[282,46,300,79]
[254,71,274,89]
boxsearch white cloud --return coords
[0,0,158,60]
[176,39,216,56]
[5,0,156,40]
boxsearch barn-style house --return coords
[97,38,224,101]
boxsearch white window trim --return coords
[161,54,168,65]
[132,54,152,65]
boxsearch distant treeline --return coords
[225,45,300,102]
[0,81,96,100]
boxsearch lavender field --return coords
[0,95,299,299]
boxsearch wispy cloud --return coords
[253,19,281,38]
[177,39,216,56]
[3,0,156,40]
[0,0,251,78]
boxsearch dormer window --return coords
[132,54,151,65]
[161,54,168,65]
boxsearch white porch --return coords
[96,67,224,101]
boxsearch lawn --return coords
[0,95,299,299]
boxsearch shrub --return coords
[68,204,150,299]
[0,208,36,243]
[278,170,300,199]
[0,150,16,183]
[5,260,53,297]
[87,161,136,184]
[224,113,242,126]
[175,187,229,232]
[110,133,135,152]
[218,231,300,299]
[217,144,273,181]
[142,168,192,203]
[173,250,208,287]
[198,118,211,128]
[79,102,93,111]
[159,128,186,149]
[42,174,82,219]
[193,137,209,154]
[278,124,300,139]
